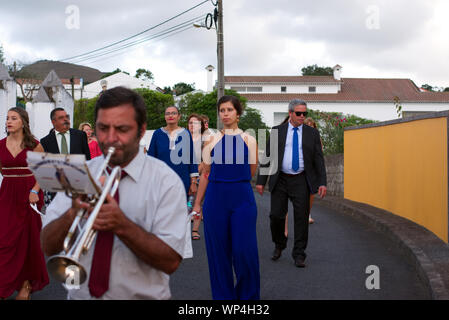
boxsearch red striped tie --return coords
[88,168,126,298]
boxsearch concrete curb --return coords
[316,196,449,300]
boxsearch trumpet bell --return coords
[47,255,87,285]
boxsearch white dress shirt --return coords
[281,122,304,174]
[54,129,71,153]
[43,150,189,300]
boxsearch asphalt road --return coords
[28,191,430,300]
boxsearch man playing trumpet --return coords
[41,86,189,300]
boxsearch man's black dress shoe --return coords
[271,248,282,261]
[294,257,306,268]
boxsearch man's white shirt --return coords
[43,150,189,300]
[54,129,71,153]
[281,122,305,174]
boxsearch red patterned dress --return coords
[0,138,49,298]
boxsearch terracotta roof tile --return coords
[225,75,340,83]
[231,78,449,103]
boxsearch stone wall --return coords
[324,153,343,197]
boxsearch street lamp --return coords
[194,0,224,130]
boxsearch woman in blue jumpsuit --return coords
[193,96,260,300]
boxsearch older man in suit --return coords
[40,108,91,160]
[256,99,327,268]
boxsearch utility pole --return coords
[70,76,75,99]
[216,0,224,130]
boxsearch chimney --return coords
[333,64,342,81]
[205,65,215,92]
[100,79,108,91]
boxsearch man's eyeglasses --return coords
[294,111,308,117]
[165,112,178,116]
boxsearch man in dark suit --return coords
[40,108,91,160]
[256,99,327,268]
[40,108,91,205]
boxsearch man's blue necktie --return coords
[292,127,299,171]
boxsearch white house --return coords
[82,72,161,99]
[225,65,449,127]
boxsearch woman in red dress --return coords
[79,122,102,159]
[0,107,49,300]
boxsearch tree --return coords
[239,107,268,132]
[420,84,449,92]
[101,68,129,79]
[134,88,175,129]
[74,97,98,129]
[74,88,174,130]
[162,86,173,95]
[135,68,154,81]
[421,84,435,92]
[301,64,333,76]
[173,82,195,96]
[306,109,375,155]
[0,48,37,95]
[0,43,5,64]
[393,96,402,118]
[9,61,42,103]
[178,90,219,127]
[178,89,268,136]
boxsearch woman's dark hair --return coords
[217,95,243,116]
[165,105,180,113]
[94,86,147,129]
[7,107,37,149]
[280,115,290,125]
[187,113,206,134]
[304,117,317,128]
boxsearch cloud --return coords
[0,0,448,89]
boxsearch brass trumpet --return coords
[47,147,121,284]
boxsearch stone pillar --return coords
[27,70,74,139]
[324,153,344,197]
[0,64,16,140]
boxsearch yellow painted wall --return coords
[344,117,448,242]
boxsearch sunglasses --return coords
[294,111,308,117]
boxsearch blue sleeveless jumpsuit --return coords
[202,134,260,300]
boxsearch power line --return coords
[60,0,209,62]
[83,24,198,66]
[68,15,206,64]
[69,16,205,64]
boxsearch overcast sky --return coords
[1,0,448,91]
